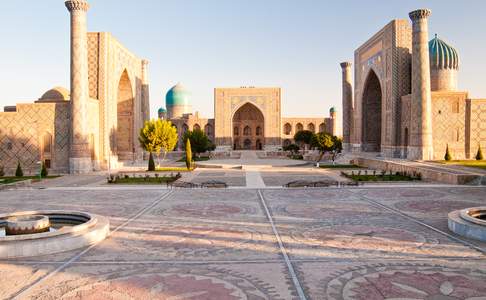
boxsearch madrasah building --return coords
[158,84,339,151]
[340,8,486,160]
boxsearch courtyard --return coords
[1,169,485,299]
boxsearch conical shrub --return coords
[41,162,48,177]
[476,144,484,160]
[148,152,155,171]
[444,144,452,161]
[185,139,192,170]
[15,161,23,177]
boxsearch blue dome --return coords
[166,83,190,106]
[330,106,337,113]
[158,107,166,113]
[429,34,459,69]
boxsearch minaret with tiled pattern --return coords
[66,0,92,173]
[409,9,434,160]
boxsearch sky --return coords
[0,0,485,119]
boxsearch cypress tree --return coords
[148,152,155,171]
[185,139,192,170]
[40,162,48,177]
[476,144,484,160]
[15,161,23,177]
[444,144,452,161]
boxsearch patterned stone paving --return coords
[0,184,485,299]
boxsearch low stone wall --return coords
[352,157,479,185]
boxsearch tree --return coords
[15,161,23,177]
[283,143,300,154]
[476,144,484,160]
[294,130,314,149]
[330,136,343,162]
[148,152,155,171]
[41,162,48,177]
[444,144,452,161]
[311,132,334,161]
[311,133,343,162]
[183,129,210,157]
[139,119,178,168]
[185,138,192,170]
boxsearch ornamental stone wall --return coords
[467,99,486,158]
[0,103,70,175]
[431,91,468,160]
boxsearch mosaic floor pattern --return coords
[0,185,485,299]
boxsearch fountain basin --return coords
[6,215,50,235]
[0,211,109,259]
[448,207,486,242]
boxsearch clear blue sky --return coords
[1,0,485,118]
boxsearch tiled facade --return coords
[342,9,486,160]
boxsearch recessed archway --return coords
[361,70,382,152]
[232,103,264,150]
[116,69,134,159]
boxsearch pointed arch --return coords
[232,102,264,150]
[116,69,134,159]
[361,69,382,152]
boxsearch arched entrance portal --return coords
[116,70,134,160]
[232,103,264,150]
[361,70,382,152]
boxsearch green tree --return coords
[139,119,178,169]
[148,152,155,171]
[476,144,484,160]
[444,144,452,161]
[311,132,335,161]
[15,161,23,177]
[294,130,314,149]
[40,162,48,177]
[183,129,210,158]
[330,136,343,162]
[185,138,193,170]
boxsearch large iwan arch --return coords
[361,69,382,152]
[116,69,134,159]
[232,103,264,150]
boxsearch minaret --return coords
[141,59,150,122]
[340,62,353,151]
[66,0,92,173]
[409,9,434,160]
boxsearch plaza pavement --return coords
[1,158,486,299]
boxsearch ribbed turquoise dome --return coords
[429,34,459,69]
[166,83,190,106]
[330,107,337,113]
[158,107,166,113]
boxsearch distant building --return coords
[164,85,338,150]
[341,9,486,160]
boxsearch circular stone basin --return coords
[0,211,109,259]
[448,207,486,242]
[6,215,50,235]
